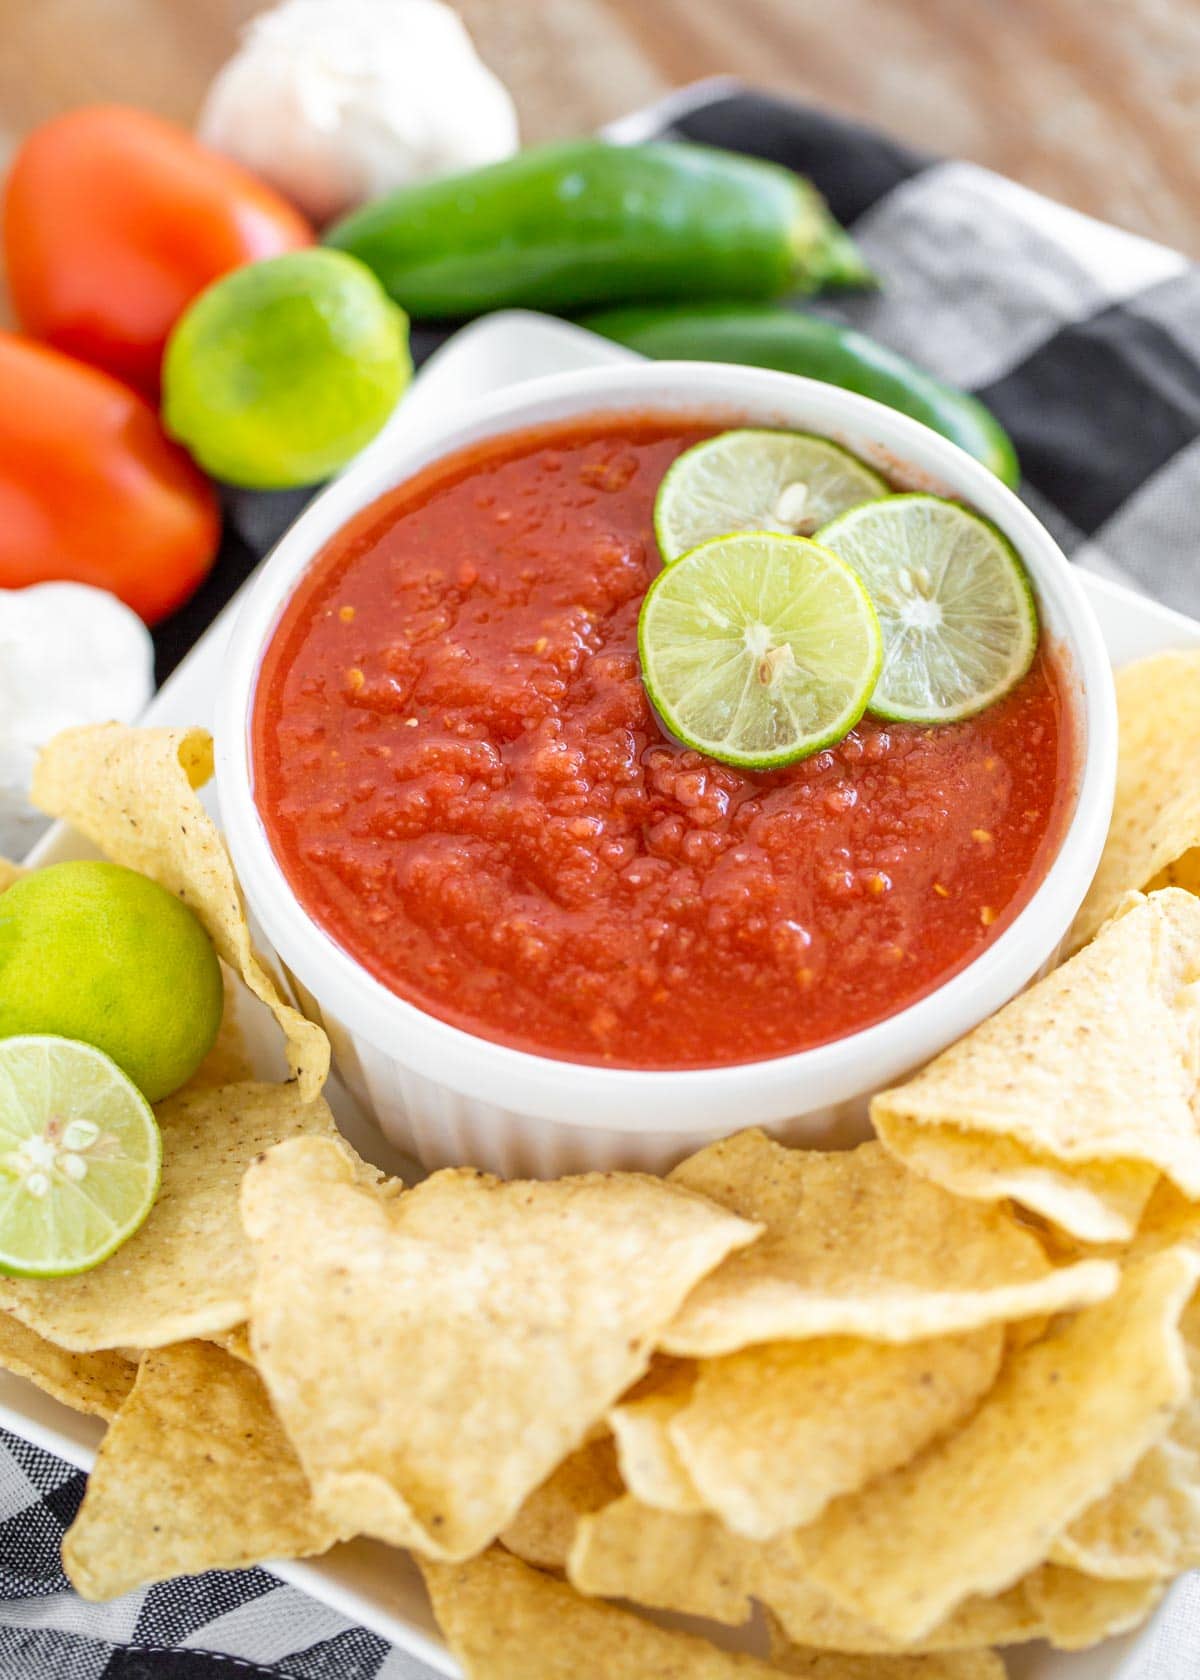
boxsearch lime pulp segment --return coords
[654,429,888,563]
[816,494,1038,723]
[638,533,883,770]
[0,1036,161,1277]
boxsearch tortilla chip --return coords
[0,1082,343,1350]
[672,1328,1004,1540]
[565,1493,1112,1655]
[32,724,328,1100]
[663,1134,1117,1354]
[0,1312,134,1419]
[760,1568,1039,1655]
[1129,1180,1200,1258]
[780,1248,1197,1641]
[1023,1564,1165,1648]
[62,1340,343,1599]
[873,890,1200,1240]
[764,1560,1159,1657]
[211,1324,255,1366]
[184,963,256,1090]
[0,859,23,892]
[1004,1312,1053,1355]
[423,1548,797,1680]
[241,1137,758,1560]
[1069,650,1200,949]
[1053,1289,1200,1579]
[608,1361,705,1514]
[767,1637,1004,1680]
[569,1498,760,1624]
[501,1433,624,1571]
[872,1123,1159,1247]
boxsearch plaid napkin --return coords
[3,81,1200,1680]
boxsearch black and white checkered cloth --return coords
[3,82,1200,1679]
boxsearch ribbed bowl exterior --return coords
[337,1019,875,1176]
[304,945,1064,1179]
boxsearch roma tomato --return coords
[4,105,313,394]
[0,334,220,625]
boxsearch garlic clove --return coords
[197,0,519,225]
[0,583,154,859]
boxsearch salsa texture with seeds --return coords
[252,414,1074,1067]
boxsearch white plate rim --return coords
[5,309,1199,1680]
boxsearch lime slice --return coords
[0,1036,161,1277]
[654,429,888,562]
[638,533,883,770]
[817,494,1038,723]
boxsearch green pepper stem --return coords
[797,219,878,292]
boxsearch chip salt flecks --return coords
[0,584,153,859]
[62,1340,347,1599]
[240,1136,760,1561]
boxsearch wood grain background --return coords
[0,0,1197,254]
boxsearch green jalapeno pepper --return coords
[579,302,1020,488]
[325,140,872,318]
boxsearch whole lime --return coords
[0,860,223,1102]
[162,248,411,490]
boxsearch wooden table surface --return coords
[1,0,1198,256]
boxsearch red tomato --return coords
[4,105,313,394]
[0,333,220,625]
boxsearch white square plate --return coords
[5,311,1198,1678]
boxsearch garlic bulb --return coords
[0,584,154,859]
[197,0,520,225]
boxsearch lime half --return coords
[0,1036,161,1277]
[817,495,1038,723]
[639,533,883,770]
[654,429,888,562]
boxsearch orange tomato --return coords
[4,105,313,394]
[0,333,221,625]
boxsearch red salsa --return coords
[252,414,1075,1068]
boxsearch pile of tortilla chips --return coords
[5,665,1200,1680]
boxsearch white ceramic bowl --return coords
[217,359,1116,1177]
